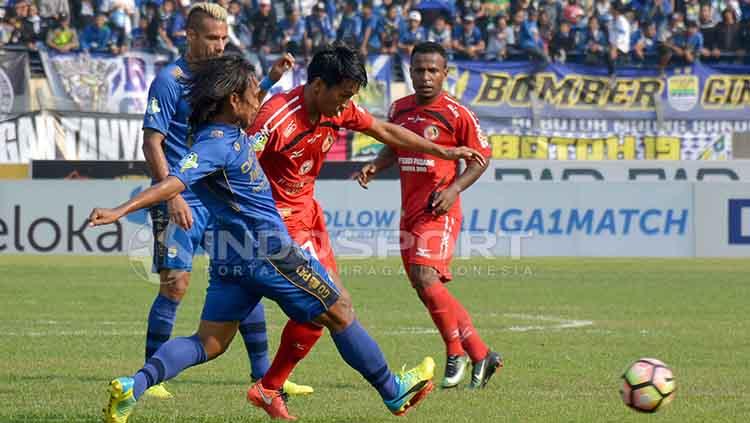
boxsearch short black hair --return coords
[411,41,448,65]
[307,43,368,88]
[184,55,257,128]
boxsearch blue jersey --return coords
[169,122,293,265]
[143,57,200,206]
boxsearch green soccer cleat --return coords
[143,382,173,400]
[282,380,314,396]
[384,357,436,416]
[103,377,136,423]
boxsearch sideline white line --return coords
[383,313,594,335]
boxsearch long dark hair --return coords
[184,54,256,128]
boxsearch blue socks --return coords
[145,294,179,361]
[331,320,397,401]
[238,302,270,380]
[133,334,207,400]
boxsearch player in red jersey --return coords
[243,44,487,418]
[356,42,503,390]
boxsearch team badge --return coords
[322,134,334,152]
[210,130,224,138]
[178,152,198,172]
[299,159,314,175]
[167,246,178,258]
[148,97,161,114]
[234,142,241,151]
[424,125,440,141]
[251,129,269,152]
[284,121,297,138]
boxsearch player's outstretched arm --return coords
[88,177,187,227]
[258,53,295,102]
[355,145,397,189]
[363,119,486,167]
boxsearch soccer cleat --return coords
[384,356,436,416]
[247,380,297,420]
[103,377,136,423]
[468,351,503,389]
[441,354,470,389]
[282,380,314,396]
[143,382,173,400]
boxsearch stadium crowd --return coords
[2,0,750,70]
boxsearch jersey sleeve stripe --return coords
[261,95,300,130]
[269,104,303,132]
[424,110,455,133]
[444,96,481,129]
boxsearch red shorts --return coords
[400,213,461,282]
[284,200,339,276]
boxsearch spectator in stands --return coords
[595,0,614,26]
[130,15,150,50]
[376,3,402,54]
[520,7,549,88]
[46,12,78,52]
[148,7,178,59]
[453,14,485,59]
[643,0,672,28]
[251,0,278,67]
[226,1,251,51]
[108,0,134,53]
[485,12,514,60]
[375,0,395,18]
[305,2,335,54]
[608,3,631,77]
[80,13,114,53]
[510,8,525,51]
[538,9,553,48]
[684,0,701,22]
[75,0,96,29]
[709,7,740,59]
[633,20,658,62]
[563,0,585,27]
[427,14,452,52]
[359,1,381,55]
[337,0,363,48]
[24,3,45,49]
[540,0,562,32]
[279,5,305,56]
[550,19,576,61]
[699,3,717,49]
[167,0,188,53]
[39,0,69,26]
[578,14,609,65]
[399,10,427,55]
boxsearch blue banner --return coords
[417,61,750,121]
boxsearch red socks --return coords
[418,282,464,356]
[453,298,489,362]
[261,320,323,390]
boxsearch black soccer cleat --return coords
[468,351,503,389]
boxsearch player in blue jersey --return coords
[91,54,436,423]
[139,2,310,399]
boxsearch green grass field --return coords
[1,256,749,422]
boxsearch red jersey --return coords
[249,86,374,224]
[388,92,491,222]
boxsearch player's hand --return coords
[269,53,295,82]
[88,208,122,227]
[168,195,193,230]
[430,185,460,216]
[354,163,378,189]
[440,146,487,167]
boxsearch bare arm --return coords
[363,119,486,165]
[89,177,186,227]
[142,128,170,181]
[431,155,490,216]
[259,53,295,102]
[354,145,397,189]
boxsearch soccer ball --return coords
[620,358,675,413]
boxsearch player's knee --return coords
[160,270,190,301]
[318,291,354,332]
[408,265,438,292]
[196,332,230,360]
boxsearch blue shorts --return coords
[200,246,340,323]
[150,202,211,273]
